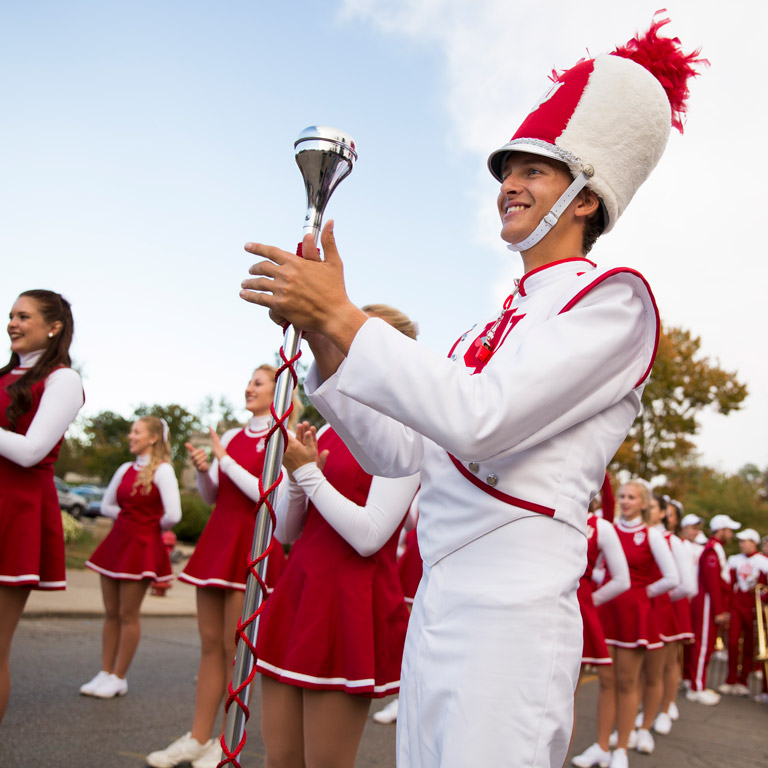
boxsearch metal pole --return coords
[221,127,356,766]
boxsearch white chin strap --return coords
[506,171,590,252]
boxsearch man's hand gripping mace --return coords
[221,126,357,767]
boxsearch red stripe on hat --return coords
[512,59,594,145]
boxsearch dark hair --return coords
[1,290,74,431]
[665,498,683,535]
[582,207,605,255]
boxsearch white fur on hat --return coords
[557,56,670,233]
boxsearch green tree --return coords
[54,434,86,478]
[612,325,748,479]
[659,464,768,553]
[80,410,133,483]
[199,395,243,432]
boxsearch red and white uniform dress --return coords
[0,350,83,590]
[579,513,629,665]
[255,425,419,697]
[724,551,768,686]
[646,523,684,644]
[306,259,658,768]
[662,527,696,642]
[599,518,678,650]
[179,415,286,591]
[688,537,731,691]
[85,457,181,581]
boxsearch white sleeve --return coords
[311,275,654,476]
[197,462,219,505]
[274,479,310,545]
[670,534,698,600]
[216,431,287,517]
[286,463,420,557]
[592,518,631,606]
[154,462,182,529]
[100,463,132,520]
[646,527,680,597]
[195,428,240,504]
[0,368,84,467]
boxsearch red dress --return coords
[578,514,611,665]
[255,428,409,697]
[661,529,693,642]
[179,428,285,591]
[599,522,663,650]
[0,371,67,590]
[86,465,173,582]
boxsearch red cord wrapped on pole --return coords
[218,127,357,768]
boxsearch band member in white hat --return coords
[240,16,704,768]
[686,513,741,704]
[719,528,768,696]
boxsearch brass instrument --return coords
[756,584,768,680]
[714,633,725,653]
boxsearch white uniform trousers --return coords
[398,515,585,768]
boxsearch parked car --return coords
[55,477,86,519]
[70,484,103,499]
[86,497,104,517]
[71,484,106,518]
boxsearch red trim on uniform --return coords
[518,257,596,296]
[557,267,660,388]
[446,453,555,516]
[446,328,473,360]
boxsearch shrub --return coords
[61,511,85,544]
[174,492,213,543]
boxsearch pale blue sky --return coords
[2,0,766,475]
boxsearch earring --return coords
[48,332,54,339]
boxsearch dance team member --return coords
[81,416,181,699]
[0,290,83,724]
[146,365,289,768]
[571,510,630,768]
[254,305,420,768]
[652,494,696,734]
[686,513,740,705]
[718,528,768,697]
[598,481,678,766]
[240,17,703,768]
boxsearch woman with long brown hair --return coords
[82,416,181,699]
[0,289,83,724]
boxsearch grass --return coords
[64,528,97,569]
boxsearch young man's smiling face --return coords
[496,152,573,246]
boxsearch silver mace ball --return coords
[294,125,357,242]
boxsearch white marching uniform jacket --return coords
[307,258,659,567]
[307,258,658,768]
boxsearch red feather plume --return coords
[611,11,708,133]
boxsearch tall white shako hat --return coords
[488,15,705,251]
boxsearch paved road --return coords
[3,616,767,767]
